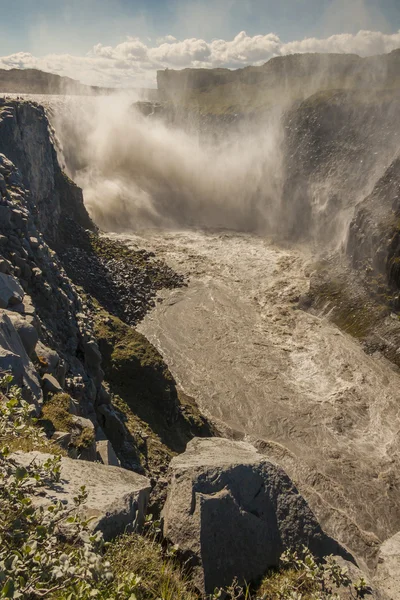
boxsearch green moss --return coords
[93,304,215,476]
[40,393,73,435]
[1,433,66,456]
[39,393,94,454]
[75,426,95,450]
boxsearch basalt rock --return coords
[162,437,354,593]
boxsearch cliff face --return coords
[0,102,103,418]
[157,49,400,114]
[281,89,400,244]
[0,68,113,95]
[0,99,94,246]
[0,98,214,481]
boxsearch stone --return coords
[96,405,126,449]
[96,439,121,467]
[0,273,24,308]
[7,313,38,358]
[11,294,36,316]
[0,205,11,228]
[11,451,151,540]
[71,415,94,430]
[0,310,42,409]
[0,259,10,274]
[10,208,26,230]
[84,339,102,370]
[41,373,62,396]
[51,431,72,449]
[35,341,59,375]
[374,532,400,600]
[162,438,353,594]
[0,174,6,195]
[97,385,112,407]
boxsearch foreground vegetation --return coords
[0,375,370,599]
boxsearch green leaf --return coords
[14,468,27,482]
[1,579,14,598]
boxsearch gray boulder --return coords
[41,373,63,397]
[374,532,400,600]
[0,273,24,308]
[96,439,121,467]
[11,451,151,540]
[0,310,42,409]
[7,313,38,358]
[162,438,353,594]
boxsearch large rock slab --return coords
[11,451,151,540]
[374,532,400,600]
[0,273,24,308]
[162,438,353,593]
[0,310,42,409]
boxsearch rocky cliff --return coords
[0,97,376,598]
[0,68,113,95]
[157,49,400,114]
[0,98,215,485]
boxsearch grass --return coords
[39,392,95,454]
[256,567,321,599]
[106,533,199,600]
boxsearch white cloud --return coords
[1,29,400,88]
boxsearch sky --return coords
[0,0,400,88]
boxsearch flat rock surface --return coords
[11,451,151,540]
[374,532,400,600]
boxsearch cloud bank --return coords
[1,29,400,88]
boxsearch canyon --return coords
[2,50,400,596]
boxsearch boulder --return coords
[162,438,353,594]
[374,532,400,600]
[10,294,36,316]
[0,310,42,409]
[7,313,38,357]
[0,273,24,308]
[35,341,60,376]
[11,451,151,540]
[96,404,126,449]
[96,439,121,467]
[42,373,62,397]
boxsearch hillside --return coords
[0,67,116,95]
[157,49,400,114]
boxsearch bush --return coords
[0,375,197,599]
[0,375,370,599]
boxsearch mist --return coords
[51,94,285,234]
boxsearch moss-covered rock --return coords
[39,392,95,456]
[93,305,216,482]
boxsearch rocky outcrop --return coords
[374,532,400,600]
[0,147,104,415]
[0,99,94,246]
[158,50,400,110]
[11,451,151,540]
[347,156,400,290]
[0,69,113,95]
[281,89,400,244]
[0,310,42,408]
[162,438,353,593]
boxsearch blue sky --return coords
[1,0,399,56]
[0,0,399,87]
